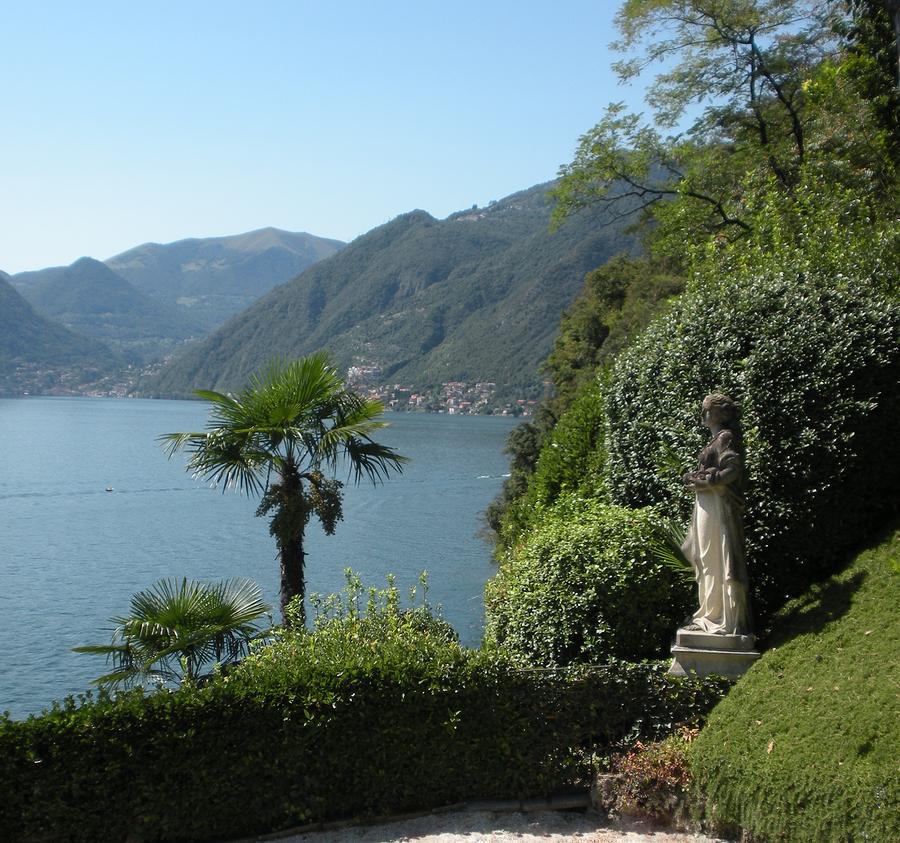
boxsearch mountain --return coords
[0,271,121,395]
[12,258,202,364]
[148,183,636,400]
[105,227,345,330]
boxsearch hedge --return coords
[602,231,900,621]
[0,611,727,843]
[486,498,694,666]
[499,377,609,547]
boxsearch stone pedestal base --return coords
[668,627,760,678]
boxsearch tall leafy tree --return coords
[552,1,848,252]
[841,1,900,154]
[162,352,406,624]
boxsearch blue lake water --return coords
[0,397,518,719]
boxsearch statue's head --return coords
[702,392,741,426]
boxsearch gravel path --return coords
[261,809,730,843]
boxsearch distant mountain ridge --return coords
[0,272,121,395]
[12,258,202,363]
[148,183,636,399]
[105,227,345,329]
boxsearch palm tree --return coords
[73,577,271,687]
[161,352,407,624]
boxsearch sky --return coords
[1,1,657,274]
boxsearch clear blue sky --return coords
[1,1,654,273]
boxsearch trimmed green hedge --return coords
[600,185,900,621]
[0,606,727,843]
[690,527,900,843]
[486,499,694,666]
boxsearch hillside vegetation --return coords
[0,273,122,395]
[486,0,900,656]
[484,3,900,837]
[12,258,202,364]
[691,527,900,843]
[147,183,636,400]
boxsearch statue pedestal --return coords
[668,627,760,678]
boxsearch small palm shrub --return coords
[73,577,271,686]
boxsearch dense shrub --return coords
[499,378,608,547]
[0,580,727,843]
[689,527,900,843]
[605,727,697,824]
[485,499,694,666]
[602,188,900,621]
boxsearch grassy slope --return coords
[690,526,900,842]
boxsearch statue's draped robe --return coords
[681,429,751,635]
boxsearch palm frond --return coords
[651,517,695,583]
[343,437,408,484]
[315,392,407,482]
[73,577,271,688]
[158,431,206,458]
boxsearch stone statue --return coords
[680,393,752,636]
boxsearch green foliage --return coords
[484,405,559,534]
[485,499,695,666]
[689,527,900,843]
[0,575,728,843]
[72,577,271,687]
[603,181,900,620]
[544,253,685,406]
[162,352,406,622]
[498,378,608,547]
[553,104,755,254]
[551,2,899,266]
[488,252,683,540]
[840,0,900,158]
[553,1,845,250]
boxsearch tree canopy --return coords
[552,0,897,258]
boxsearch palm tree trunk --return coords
[279,540,306,627]
[267,462,309,627]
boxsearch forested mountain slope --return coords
[106,227,344,330]
[148,183,635,398]
[0,272,121,395]
[12,258,202,363]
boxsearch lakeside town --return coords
[347,362,539,416]
[3,360,540,416]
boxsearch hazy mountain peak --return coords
[104,226,345,329]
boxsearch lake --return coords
[0,397,518,719]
